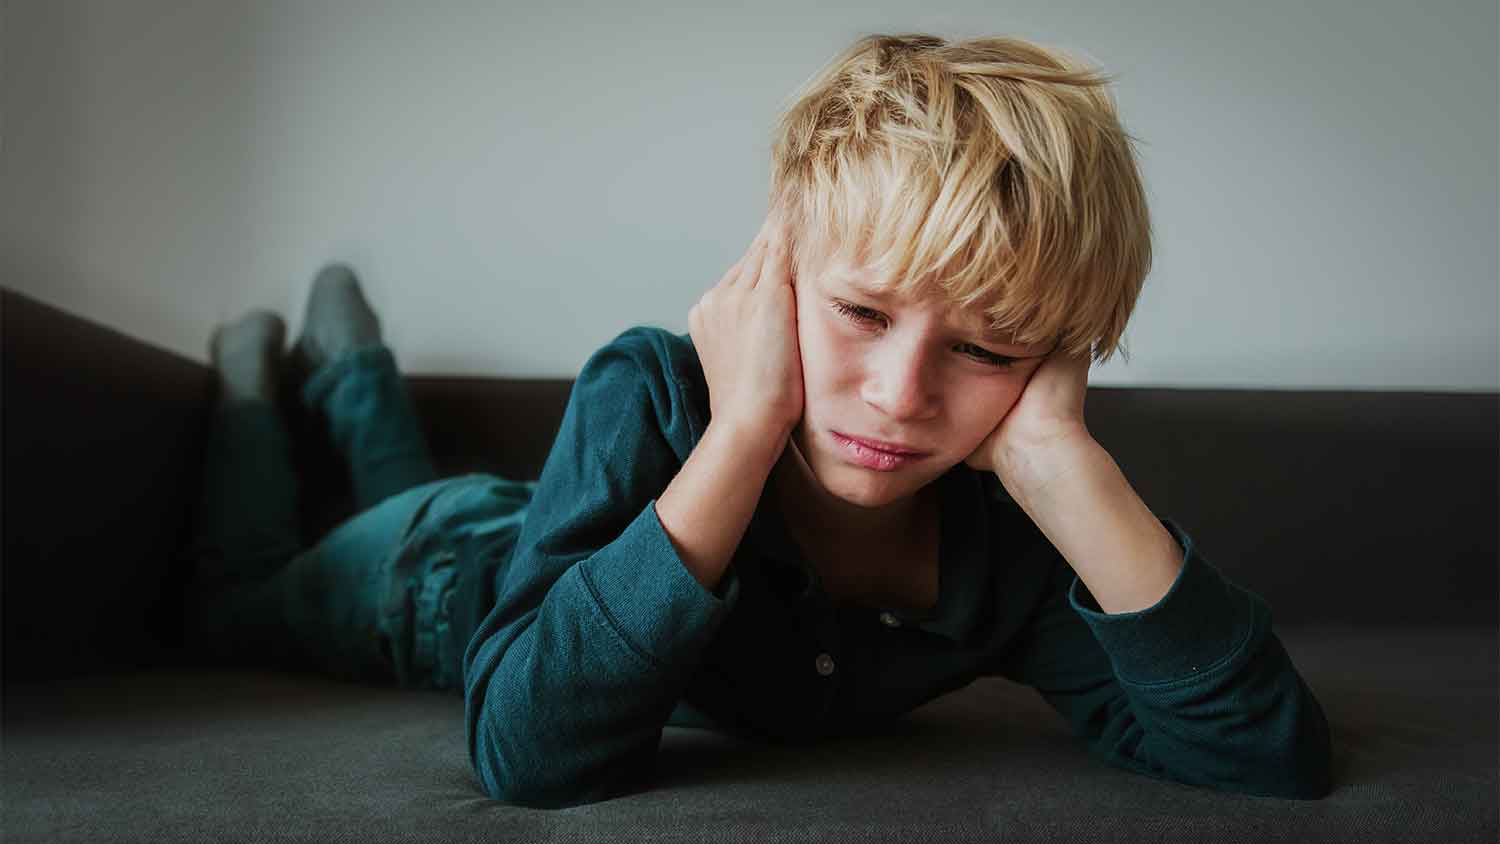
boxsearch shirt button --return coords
[879,612,902,628]
[814,653,836,676]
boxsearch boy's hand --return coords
[689,208,805,447]
[963,348,1096,494]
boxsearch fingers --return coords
[719,210,787,291]
[719,226,762,290]
[735,234,770,288]
[718,219,763,287]
[755,216,790,290]
[718,243,752,289]
[743,211,790,289]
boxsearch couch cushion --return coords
[3,626,1494,843]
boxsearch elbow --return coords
[471,716,586,809]
[1229,693,1336,800]
[1221,663,1337,800]
[470,710,650,810]
[1274,696,1335,800]
[1117,690,1336,800]
[470,715,521,804]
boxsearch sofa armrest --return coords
[2,287,213,684]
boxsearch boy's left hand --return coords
[963,348,1096,490]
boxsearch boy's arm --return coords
[462,328,769,809]
[986,437,1334,799]
[656,416,786,597]
[1002,438,1187,614]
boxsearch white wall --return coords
[4,0,1496,390]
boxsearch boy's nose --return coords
[862,350,939,422]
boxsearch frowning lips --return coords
[835,431,930,456]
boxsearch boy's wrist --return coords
[706,416,792,467]
[994,429,1101,508]
[997,438,1186,615]
[658,416,785,598]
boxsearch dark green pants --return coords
[183,344,536,691]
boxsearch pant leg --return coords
[184,343,535,689]
[301,343,438,512]
[184,473,535,691]
[383,472,537,690]
[187,400,302,590]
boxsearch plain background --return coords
[3,0,1496,391]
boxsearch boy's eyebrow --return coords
[840,278,1042,349]
[843,278,899,300]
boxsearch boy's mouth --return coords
[832,431,930,457]
[830,431,932,472]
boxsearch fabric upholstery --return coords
[4,628,1494,842]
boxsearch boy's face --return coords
[789,249,1056,509]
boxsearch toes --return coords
[296,263,382,369]
[212,311,287,361]
[210,310,287,404]
[245,310,287,343]
[314,262,358,290]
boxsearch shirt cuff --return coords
[579,499,742,673]
[1066,517,1259,685]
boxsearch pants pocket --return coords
[377,473,525,692]
[381,541,461,691]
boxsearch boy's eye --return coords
[829,301,1016,369]
[957,343,1016,368]
[832,301,882,324]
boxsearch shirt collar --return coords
[748,461,993,645]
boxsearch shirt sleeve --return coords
[461,327,743,809]
[987,517,1333,799]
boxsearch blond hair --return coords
[769,33,1152,364]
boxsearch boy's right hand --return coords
[688,208,805,447]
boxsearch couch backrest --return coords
[4,286,1496,684]
[393,373,1499,632]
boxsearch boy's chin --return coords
[786,422,951,508]
[807,456,943,510]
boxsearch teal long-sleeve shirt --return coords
[460,325,1333,809]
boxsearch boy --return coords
[184,33,1332,810]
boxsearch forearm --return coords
[467,419,766,808]
[999,437,1184,615]
[656,418,786,595]
[993,438,1332,798]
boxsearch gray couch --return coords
[4,286,1496,843]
